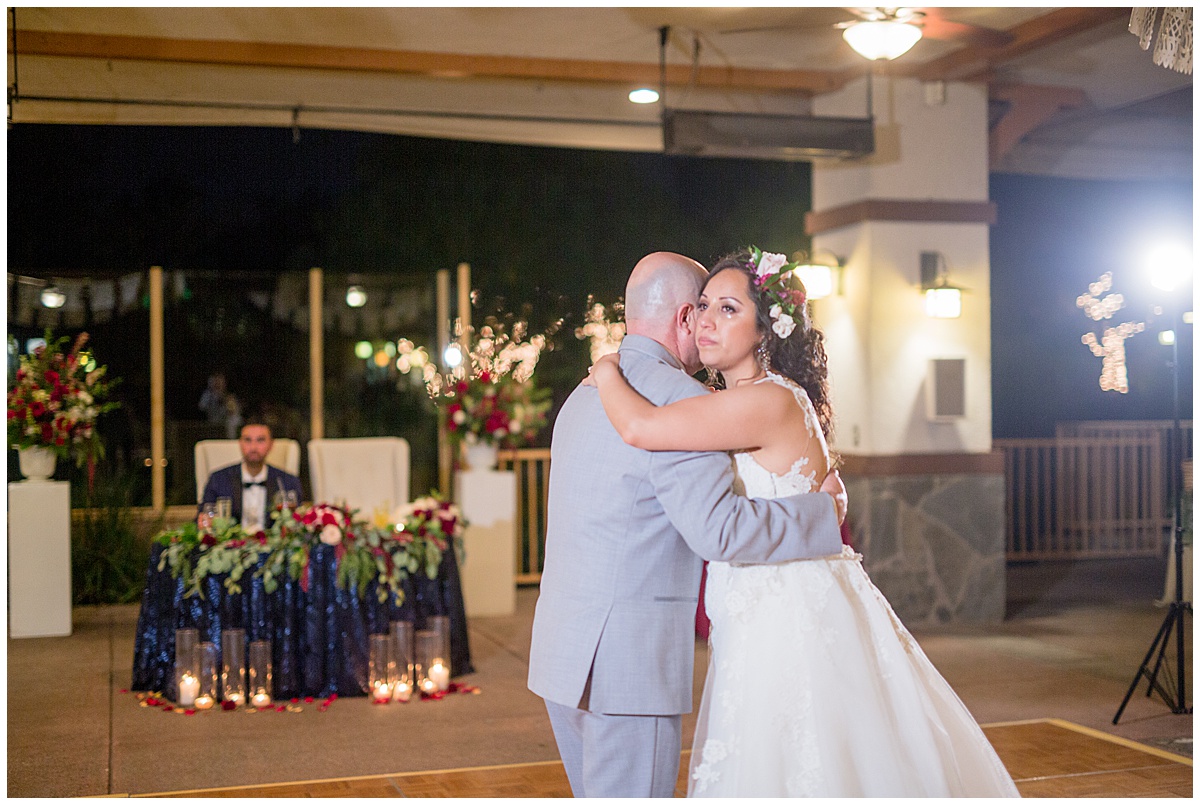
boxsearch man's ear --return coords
[677,303,696,334]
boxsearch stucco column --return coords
[809,76,1005,625]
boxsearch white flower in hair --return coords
[756,251,788,278]
[772,312,796,338]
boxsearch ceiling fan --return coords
[722,7,1015,60]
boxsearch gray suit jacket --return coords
[528,335,843,716]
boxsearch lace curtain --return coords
[1129,7,1193,74]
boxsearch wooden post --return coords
[149,266,165,511]
[309,267,324,440]
[437,269,451,495]
[457,261,471,363]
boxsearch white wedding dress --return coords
[688,373,1020,798]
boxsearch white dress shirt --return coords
[241,466,267,532]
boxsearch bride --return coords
[585,248,1020,797]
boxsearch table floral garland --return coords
[154,495,464,605]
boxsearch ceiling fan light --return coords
[843,20,922,61]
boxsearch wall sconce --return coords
[791,251,844,300]
[345,284,367,308]
[920,251,963,319]
[40,284,66,309]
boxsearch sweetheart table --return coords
[131,541,473,701]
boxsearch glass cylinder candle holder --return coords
[248,639,273,708]
[427,614,452,690]
[368,633,392,702]
[416,629,446,695]
[194,641,218,710]
[221,628,247,705]
[174,627,200,706]
[390,620,415,702]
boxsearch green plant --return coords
[71,473,153,605]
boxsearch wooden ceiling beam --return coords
[912,7,1131,83]
[988,83,1088,164]
[11,29,845,96]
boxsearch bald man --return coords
[528,252,846,797]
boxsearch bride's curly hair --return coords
[705,249,834,440]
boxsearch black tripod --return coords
[1113,312,1191,723]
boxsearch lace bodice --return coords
[731,372,826,500]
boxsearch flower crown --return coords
[746,246,806,338]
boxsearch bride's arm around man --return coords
[527,251,845,798]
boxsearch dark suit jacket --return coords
[199,463,304,531]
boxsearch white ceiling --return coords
[6,6,1194,180]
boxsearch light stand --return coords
[1113,299,1191,723]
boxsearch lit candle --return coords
[178,673,199,706]
[251,690,271,708]
[420,677,437,694]
[194,694,214,710]
[428,661,451,692]
[373,682,392,703]
[392,681,411,702]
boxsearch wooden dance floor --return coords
[145,719,1190,798]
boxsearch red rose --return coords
[200,534,217,547]
[322,512,338,526]
[44,370,59,384]
[221,700,237,711]
[255,531,268,544]
[30,401,46,418]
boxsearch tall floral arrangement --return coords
[427,319,554,448]
[7,331,119,465]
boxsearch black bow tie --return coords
[243,480,265,489]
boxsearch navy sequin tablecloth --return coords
[131,542,473,700]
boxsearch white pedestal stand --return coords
[8,480,73,637]
[455,469,516,617]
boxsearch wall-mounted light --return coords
[842,20,922,61]
[628,88,659,104]
[40,284,66,309]
[345,285,367,308]
[791,250,844,300]
[920,251,963,319]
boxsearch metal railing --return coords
[497,447,551,584]
[997,420,1192,560]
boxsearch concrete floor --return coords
[7,557,1193,797]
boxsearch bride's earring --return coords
[756,340,770,372]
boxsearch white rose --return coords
[452,410,466,425]
[757,252,788,278]
[772,313,796,338]
[509,419,520,432]
[319,524,343,545]
[769,303,782,319]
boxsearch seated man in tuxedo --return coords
[198,420,303,533]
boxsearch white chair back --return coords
[307,437,410,517]
[194,438,302,502]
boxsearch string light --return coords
[1077,273,1145,393]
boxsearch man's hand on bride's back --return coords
[819,470,848,525]
[581,352,621,387]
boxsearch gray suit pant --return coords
[545,699,682,797]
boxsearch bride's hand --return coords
[581,352,620,387]
[819,469,848,525]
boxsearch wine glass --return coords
[199,502,218,530]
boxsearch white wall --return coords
[809,77,993,456]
